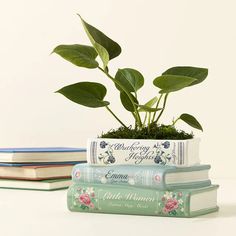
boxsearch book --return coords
[67,183,219,217]
[0,161,86,167]
[0,178,71,191]
[0,164,75,180]
[87,138,200,167]
[0,147,86,163]
[72,164,211,190]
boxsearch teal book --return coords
[67,183,219,217]
[72,164,211,190]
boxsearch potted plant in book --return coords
[52,15,208,167]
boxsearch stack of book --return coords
[68,138,219,217]
[0,147,86,191]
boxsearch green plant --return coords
[100,124,194,140]
[53,15,207,133]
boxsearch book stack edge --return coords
[0,147,86,191]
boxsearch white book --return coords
[87,138,200,167]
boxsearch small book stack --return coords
[68,138,219,217]
[0,147,86,191]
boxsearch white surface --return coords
[0,0,236,178]
[0,179,235,236]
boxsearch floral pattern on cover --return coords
[159,191,185,216]
[97,140,177,165]
[72,186,186,216]
[98,141,116,164]
[74,187,97,210]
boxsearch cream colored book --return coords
[0,165,74,180]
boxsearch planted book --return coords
[72,164,211,190]
[67,183,219,217]
[0,178,71,190]
[0,164,75,180]
[87,138,200,167]
[0,147,86,163]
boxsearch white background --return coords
[0,0,235,179]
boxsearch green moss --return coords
[99,124,193,140]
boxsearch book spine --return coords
[87,138,200,167]
[67,183,191,217]
[72,165,166,190]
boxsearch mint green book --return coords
[67,183,219,217]
[0,178,71,191]
[72,164,211,190]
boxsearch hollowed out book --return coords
[67,183,219,217]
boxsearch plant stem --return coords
[172,117,180,126]
[154,93,169,124]
[143,112,147,127]
[148,112,151,133]
[151,94,163,123]
[98,66,142,128]
[105,106,128,129]
[131,112,138,128]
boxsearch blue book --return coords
[72,163,211,190]
[0,161,86,167]
[0,147,86,163]
[0,147,85,153]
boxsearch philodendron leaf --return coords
[179,113,203,131]
[163,66,208,86]
[115,68,144,93]
[138,96,158,112]
[53,44,98,69]
[136,104,162,112]
[120,92,138,112]
[153,75,197,93]
[56,82,109,108]
[144,96,158,107]
[79,15,121,68]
